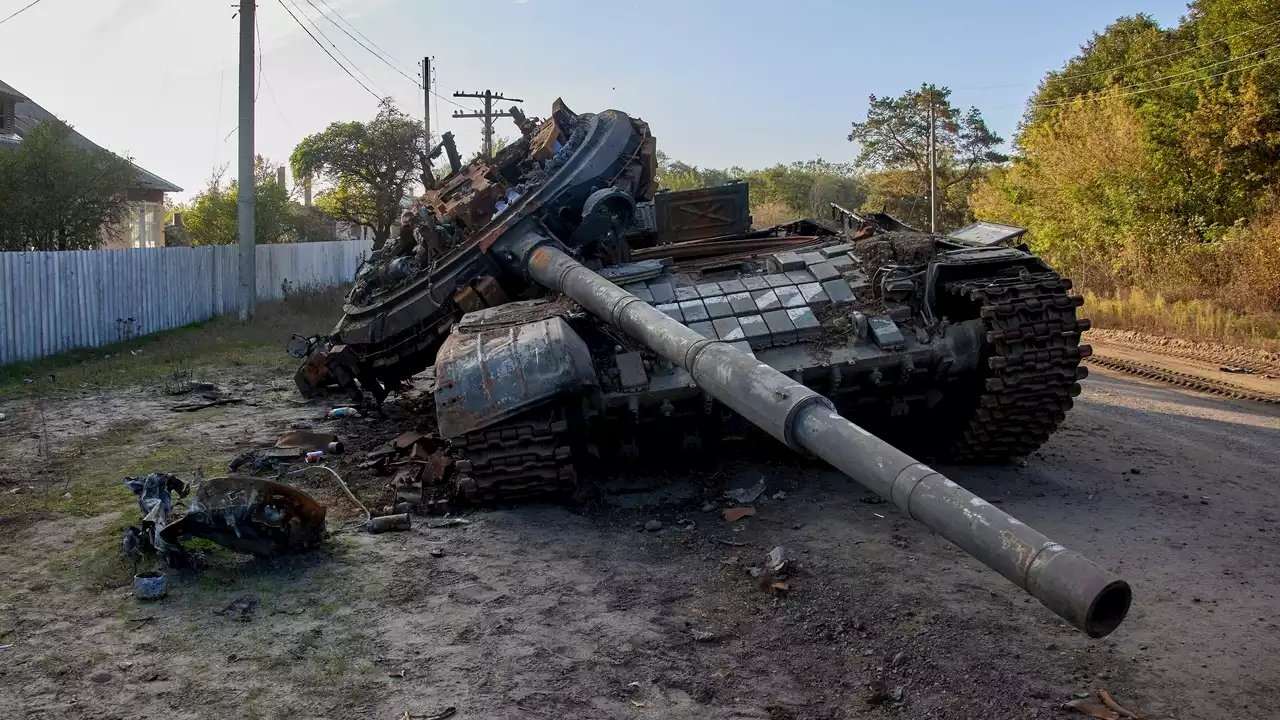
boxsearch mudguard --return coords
[434,316,598,439]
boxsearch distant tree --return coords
[848,84,1006,230]
[291,100,425,249]
[655,152,866,221]
[469,135,512,163]
[181,157,296,245]
[0,120,136,251]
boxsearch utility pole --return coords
[927,87,937,234]
[236,1,256,321]
[421,56,431,146]
[452,89,522,158]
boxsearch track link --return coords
[945,271,1090,460]
[452,412,577,502]
[1084,354,1279,404]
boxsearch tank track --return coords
[944,271,1091,461]
[451,411,578,502]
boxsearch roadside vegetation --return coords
[660,0,1280,349]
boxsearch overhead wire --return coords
[286,0,386,97]
[316,0,417,76]
[262,73,293,134]
[309,0,421,87]
[1028,51,1280,110]
[954,18,1280,94]
[276,0,381,101]
[1051,17,1280,81]
[0,0,44,27]
[255,9,262,102]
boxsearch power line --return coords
[287,0,386,97]
[0,0,44,27]
[276,0,380,101]
[288,0,386,98]
[313,0,421,83]
[955,18,1280,93]
[255,9,262,102]
[1104,41,1280,92]
[433,88,475,112]
[262,73,293,134]
[1030,51,1280,110]
[1053,17,1280,81]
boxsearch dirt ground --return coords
[2,329,1279,720]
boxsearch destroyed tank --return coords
[294,99,1126,637]
[296,99,1090,499]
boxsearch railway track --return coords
[1083,353,1280,404]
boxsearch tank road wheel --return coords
[938,270,1092,461]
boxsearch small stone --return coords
[1045,642,1059,651]
[89,671,112,683]
[644,520,664,532]
[891,652,907,667]
[117,661,133,671]
[429,547,444,558]
[1130,468,1142,474]
[690,629,716,642]
[1200,496,1210,505]
[791,524,802,530]
[701,502,716,513]
[1193,597,1201,603]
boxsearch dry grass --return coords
[751,201,798,229]
[0,285,347,397]
[1083,288,1280,353]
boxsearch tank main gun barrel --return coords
[506,234,1131,637]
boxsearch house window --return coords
[0,98,13,133]
[124,202,162,248]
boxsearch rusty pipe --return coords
[508,237,1130,637]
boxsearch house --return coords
[0,78,182,249]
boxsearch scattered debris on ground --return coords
[724,478,766,504]
[123,472,327,566]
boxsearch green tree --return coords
[848,84,1006,231]
[291,100,424,249]
[978,0,1280,314]
[0,120,136,251]
[655,153,866,222]
[181,157,297,246]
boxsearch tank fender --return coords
[434,317,598,439]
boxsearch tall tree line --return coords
[972,0,1280,314]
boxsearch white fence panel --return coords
[0,240,373,365]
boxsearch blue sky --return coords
[0,0,1190,200]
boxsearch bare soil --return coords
[1,352,1278,719]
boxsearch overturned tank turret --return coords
[294,99,1125,636]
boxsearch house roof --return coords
[3,79,182,193]
[0,79,25,100]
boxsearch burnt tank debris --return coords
[123,472,327,567]
[292,99,1127,637]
